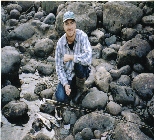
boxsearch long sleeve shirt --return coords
[55,29,92,86]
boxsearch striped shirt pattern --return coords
[55,29,92,86]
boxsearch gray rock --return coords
[6,4,22,13]
[133,63,144,73]
[34,38,54,57]
[43,13,56,24]
[143,5,153,16]
[23,93,39,101]
[35,133,50,140]
[92,43,102,59]
[1,46,20,86]
[1,22,10,47]
[118,65,131,75]
[73,112,115,135]
[75,132,83,140]
[117,38,151,68]
[9,19,18,26]
[103,2,143,34]
[2,100,28,119]
[109,44,120,51]
[10,9,20,19]
[34,11,44,20]
[22,59,38,74]
[37,62,54,76]
[40,88,54,99]
[116,75,131,86]
[95,66,113,93]
[147,96,154,117]
[81,128,94,140]
[82,87,108,110]
[55,2,97,35]
[1,85,20,107]
[65,135,74,140]
[40,102,55,114]
[106,101,122,115]
[94,130,101,139]
[132,73,154,100]
[85,66,96,89]
[63,110,77,125]
[110,82,135,105]
[142,15,154,25]
[17,1,34,12]
[109,69,121,80]
[102,47,117,60]
[146,49,154,72]
[121,28,137,40]
[34,83,47,95]
[105,35,117,46]
[89,36,99,46]
[114,122,152,140]
[42,1,65,15]
[91,29,105,44]
[9,23,35,41]
[22,134,34,140]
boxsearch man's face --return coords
[63,19,76,38]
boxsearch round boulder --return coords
[34,38,54,57]
[117,38,151,68]
[1,85,20,107]
[103,2,143,34]
[132,73,154,100]
[2,100,28,119]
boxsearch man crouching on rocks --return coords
[55,11,92,104]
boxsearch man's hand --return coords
[64,54,74,63]
[64,84,71,96]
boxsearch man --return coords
[55,11,92,103]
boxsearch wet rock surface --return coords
[1,1,154,140]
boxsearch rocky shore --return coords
[1,1,154,140]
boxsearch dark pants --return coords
[55,63,90,102]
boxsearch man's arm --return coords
[55,42,68,87]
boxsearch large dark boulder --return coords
[9,23,35,41]
[1,85,20,107]
[132,73,154,100]
[117,38,151,68]
[1,46,21,87]
[103,2,143,34]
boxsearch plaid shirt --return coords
[55,29,92,86]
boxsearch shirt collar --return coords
[63,30,78,47]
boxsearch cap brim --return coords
[63,18,75,22]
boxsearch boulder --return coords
[34,38,54,57]
[105,35,117,46]
[114,122,152,140]
[132,73,154,100]
[146,49,154,72]
[102,47,117,60]
[1,22,10,47]
[117,38,151,68]
[37,62,55,76]
[73,112,115,135]
[103,2,143,34]
[110,82,135,105]
[6,4,22,13]
[42,1,65,15]
[1,46,21,86]
[10,9,20,19]
[142,15,154,25]
[9,23,35,41]
[147,96,154,117]
[34,11,44,19]
[2,101,28,119]
[17,1,34,12]
[106,101,122,115]
[1,85,20,107]
[116,75,131,86]
[82,87,108,110]
[35,133,50,140]
[55,2,97,35]
[121,28,137,40]
[95,66,113,93]
[43,13,56,25]
[92,43,102,59]
[81,128,94,140]
[133,63,144,73]
[91,29,105,44]
[40,88,54,99]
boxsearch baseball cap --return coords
[63,11,75,22]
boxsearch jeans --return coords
[55,63,90,102]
